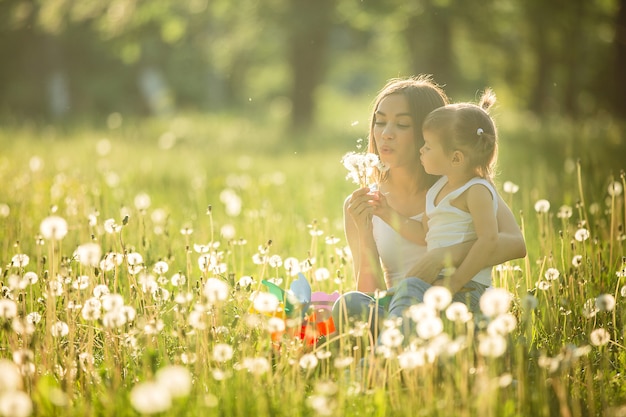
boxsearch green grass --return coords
[0,111,625,417]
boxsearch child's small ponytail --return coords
[478,88,496,112]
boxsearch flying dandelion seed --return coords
[544,268,560,281]
[503,181,519,194]
[608,181,623,197]
[480,288,512,318]
[574,228,590,242]
[11,254,29,268]
[299,353,319,370]
[423,286,452,310]
[589,328,610,346]
[595,294,616,312]
[155,365,192,399]
[130,381,172,414]
[534,199,550,213]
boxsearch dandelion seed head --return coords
[242,357,270,376]
[0,300,18,320]
[203,278,229,304]
[534,199,550,213]
[544,268,560,281]
[171,273,186,287]
[0,359,23,392]
[503,181,519,194]
[72,243,102,268]
[595,294,616,312]
[479,288,513,318]
[445,302,472,323]
[478,334,508,358]
[314,268,331,282]
[557,205,573,219]
[0,204,10,218]
[267,317,285,333]
[416,317,443,340]
[572,255,583,267]
[423,286,452,310]
[155,365,192,399]
[574,228,590,242]
[212,343,234,362]
[582,298,599,318]
[487,313,517,335]
[332,356,353,369]
[589,328,610,346]
[26,312,41,324]
[11,254,29,268]
[93,284,110,299]
[130,381,172,414]
[537,280,552,290]
[252,291,280,314]
[608,181,623,197]
[397,350,426,370]
[0,390,33,417]
[50,321,69,337]
[379,327,404,348]
[299,353,319,370]
[407,303,437,323]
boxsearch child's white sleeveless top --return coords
[372,214,427,289]
[425,176,498,286]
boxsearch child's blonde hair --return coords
[423,89,498,180]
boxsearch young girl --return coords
[419,89,500,295]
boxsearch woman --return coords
[332,76,526,337]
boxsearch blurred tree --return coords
[614,0,626,117]
[286,0,334,132]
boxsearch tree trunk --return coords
[287,0,333,133]
[614,0,626,117]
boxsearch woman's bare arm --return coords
[343,192,386,292]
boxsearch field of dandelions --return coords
[0,114,625,417]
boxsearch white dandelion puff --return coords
[11,254,29,268]
[608,181,623,197]
[50,321,69,337]
[40,216,68,240]
[203,278,229,304]
[502,181,519,194]
[130,381,172,414]
[595,294,616,312]
[0,391,32,417]
[544,268,560,281]
[574,228,590,242]
[572,255,583,267]
[534,199,550,213]
[74,243,102,267]
[416,317,444,340]
[478,334,508,358]
[252,292,280,314]
[212,343,234,362]
[299,353,319,370]
[155,365,192,399]
[589,328,610,346]
[480,288,513,318]
[423,286,452,310]
[379,327,404,348]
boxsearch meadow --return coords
[0,106,625,417]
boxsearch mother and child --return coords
[332,75,527,339]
